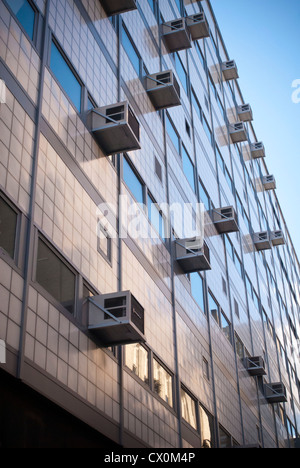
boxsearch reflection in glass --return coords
[0,197,17,259]
[153,359,173,407]
[6,0,35,40]
[125,344,149,384]
[199,405,214,448]
[181,388,197,430]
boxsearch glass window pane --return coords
[182,146,195,191]
[202,115,212,144]
[0,197,17,258]
[125,344,149,384]
[208,292,219,325]
[50,41,82,112]
[148,195,165,239]
[7,0,35,40]
[174,53,188,94]
[123,158,144,205]
[153,359,173,407]
[200,405,214,448]
[181,388,197,430]
[166,114,180,154]
[219,427,231,448]
[190,273,205,312]
[199,181,210,211]
[220,311,231,342]
[36,239,76,314]
[122,26,140,75]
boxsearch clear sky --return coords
[210,0,300,260]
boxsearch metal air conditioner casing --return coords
[229,122,247,143]
[245,356,267,376]
[100,0,137,16]
[221,60,239,81]
[253,231,272,251]
[265,382,287,404]
[185,13,210,40]
[88,291,146,346]
[250,142,265,159]
[89,101,141,155]
[271,230,285,246]
[162,19,192,52]
[175,238,211,273]
[145,70,181,109]
[213,206,239,234]
[237,104,253,122]
[262,175,276,191]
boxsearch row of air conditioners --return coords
[253,230,285,251]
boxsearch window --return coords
[123,157,144,205]
[224,235,234,260]
[165,114,180,154]
[219,426,231,448]
[6,0,36,40]
[208,292,219,325]
[190,272,205,312]
[36,238,76,314]
[220,310,231,343]
[50,40,82,112]
[198,180,210,211]
[174,53,188,95]
[181,388,197,430]
[148,195,165,240]
[202,357,209,381]
[235,333,244,360]
[202,114,212,144]
[153,359,173,407]
[199,405,214,448]
[125,343,149,384]
[182,146,195,191]
[97,221,112,263]
[0,196,18,259]
[121,24,140,76]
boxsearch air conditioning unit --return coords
[88,291,145,346]
[221,60,239,81]
[250,142,265,159]
[245,356,267,376]
[253,231,272,251]
[237,104,253,122]
[229,122,247,143]
[185,13,210,40]
[100,0,137,16]
[264,382,287,404]
[0,79,6,104]
[175,238,211,273]
[162,18,192,52]
[145,70,181,109]
[271,230,285,246]
[89,101,141,155]
[262,175,276,191]
[213,206,239,234]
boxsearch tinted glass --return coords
[123,158,144,205]
[166,114,180,154]
[122,26,140,76]
[182,146,195,191]
[50,41,82,112]
[7,0,35,40]
[36,239,76,314]
[0,198,17,258]
[190,273,204,312]
[174,53,188,94]
[148,195,165,239]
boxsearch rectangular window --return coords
[97,221,112,263]
[123,158,144,205]
[153,359,173,407]
[190,272,205,312]
[202,114,212,144]
[181,388,197,430]
[121,25,140,76]
[208,292,219,325]
[0,196,18,259]
[7,0,35,40]
[36,238,76,314]
[199,180,210,211]
[165,114,180,154]
[174,53,188,95]
[182,146,195,191]
[125,344,149,384]
[50,40,82,112]
[148,195,165,240]
[191,89,202,121]
[199,405,214,448]
[220,310,231,343]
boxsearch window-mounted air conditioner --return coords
[213,206,239,234]
[250,142,265,159]
[264,382,287,404]
[237,104,253,122]
[100,0,137,16]
[185,13,209,40]
[221,60,239,81]
[162,18,192,52]
[0,79,6,104]
[229,122,247,143]
[145,70,181,109]
[271,230,285,246]
[175,238,211,273]
[245,356,267,377]
[89,101,141,155]
[262,175,276,191]
[88,291,145,346]
[253,231,272,251]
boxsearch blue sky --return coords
[210,0,300,259]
